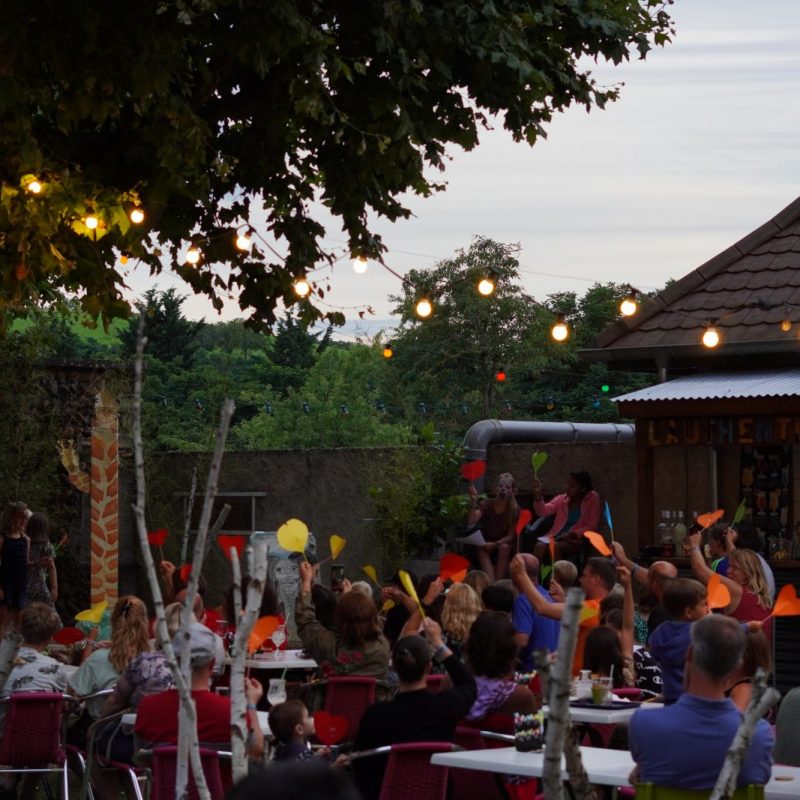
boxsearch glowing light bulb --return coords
[120,254,129,265]
[185,246,201,265]
[477,277,496,296]
[620,297,638,317]
[129,208,145,224]
[702,327,720,348]
[293,277,311,297]
[415,298,433,318]
[781,319,792,332]
[551,321,569,342]
[353,256,369,274]
[27,180,43,194]
[85,215,99,230]
[382,345,393,359]
[495,370,506,382]
[235,231,252,251]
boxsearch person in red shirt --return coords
[135,623,264,760]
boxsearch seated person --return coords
[725,629,772,714]
[630,614,773,791]
[648,578,708,702]
[0,603,69,799]
[269,700,317,762]
[775,685,800,766]
[135,624,264,764]
[459,611,536,722]
[353,618,476,800]
[466,473,520,582]
[510,554,559,672]
[481,584,514,614]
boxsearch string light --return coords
[185,246,202,265]
[120,253,129,265]
[620,288,639,317]
[551,317,569,342]
[477,272,497,296]
[235,228,253,251]
[353,256,369,274]
[85,215,99,230]
[701,326,720,349]
[415,298,433,319]
[601,384,610,393]
[129,207,145,224]
[293,277,311,298]
[382,344,394,359]
[26,179,43,195]
[781,319,792,332]
[495,369,507,382]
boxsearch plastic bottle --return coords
[672,511,687,555]
[576,670,593,700]
[662,511,674,557]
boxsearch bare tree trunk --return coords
[709,669,780,800]
[539,586,585,800]
[131,318,210,800]
[0,632,21,694]
[229,542,268,783]
[564,728,597,800]
[179,466,198,565]
[176,397,235,796]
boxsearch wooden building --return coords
[582,195,800,690]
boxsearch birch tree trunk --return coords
[131,318,212,800]
[709,668,780,800]
[539,586,585,800]
[179,465,198,565]
[229,542,268,783]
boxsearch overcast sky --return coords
[131,0,800,333]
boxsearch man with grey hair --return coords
[629,614,773,790]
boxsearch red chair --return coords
[322,677,377,741]
[452,727,513,800]
[149,746,227,800]
[0,692,78,800]
[378,742,455,800]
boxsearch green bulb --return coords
[601,384,610,393]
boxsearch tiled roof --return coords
[612,369,800,404]
[582,196,800,362]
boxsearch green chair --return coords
[635,784,765,800]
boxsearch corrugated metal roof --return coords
[613,369,800,403]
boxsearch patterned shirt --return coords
[114,651,175,709]
[0,646,69,734]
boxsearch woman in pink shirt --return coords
[531,471,601,563]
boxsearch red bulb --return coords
[495,370,506,382]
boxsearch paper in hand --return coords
[456,529,487,546]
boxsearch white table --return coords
[242,650,317,671]
[543,702,664,725]
[431,747,800,799]
[122,710,272,737]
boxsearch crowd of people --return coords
[0,468,797,799]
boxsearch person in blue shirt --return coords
[630,614,773,791]
[510,554,559,671]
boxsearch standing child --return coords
[0,502,31,634]
[25,512,58,611]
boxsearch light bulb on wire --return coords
[235,229,253,251]
[185,246,202,265]
[293,277,311,298]
[477,274,496,296]
[620,291,638,317]
[27,179,43,195]
[382,344,394,359]
[415,298,433,319]
[702,326,720,349]
[353,256,369,274]
[129,207,145,224]
[85,215,99,230]
[781,319,792,332]
[551,317,569,342]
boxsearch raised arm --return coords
[687,533,742,612]
[466,483,483,527]
[617,565,635,664]
[612,542,648,588]
[295,561,337,663]
[510,555,564,620]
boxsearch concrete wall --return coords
[118,441,639,608]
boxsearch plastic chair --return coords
[148,746,227,800]
[635,784,764,800]
[379,742,455,800]
[452,727,514,800]
[0,692,79,800]
[322,677,377,740]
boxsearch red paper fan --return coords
[460,461,486,481]
[515,509,532,536]
[147,528,168,547]
[218,534,246,560]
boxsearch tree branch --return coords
[131,316,210,800]
[0,632,22,695]
[230,541,268,782]
[709,669,780,800]
[179,465,198,565]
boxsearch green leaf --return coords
[540,565,553,582]
[732,498,747,526]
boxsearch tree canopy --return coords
[0,1,673,329]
